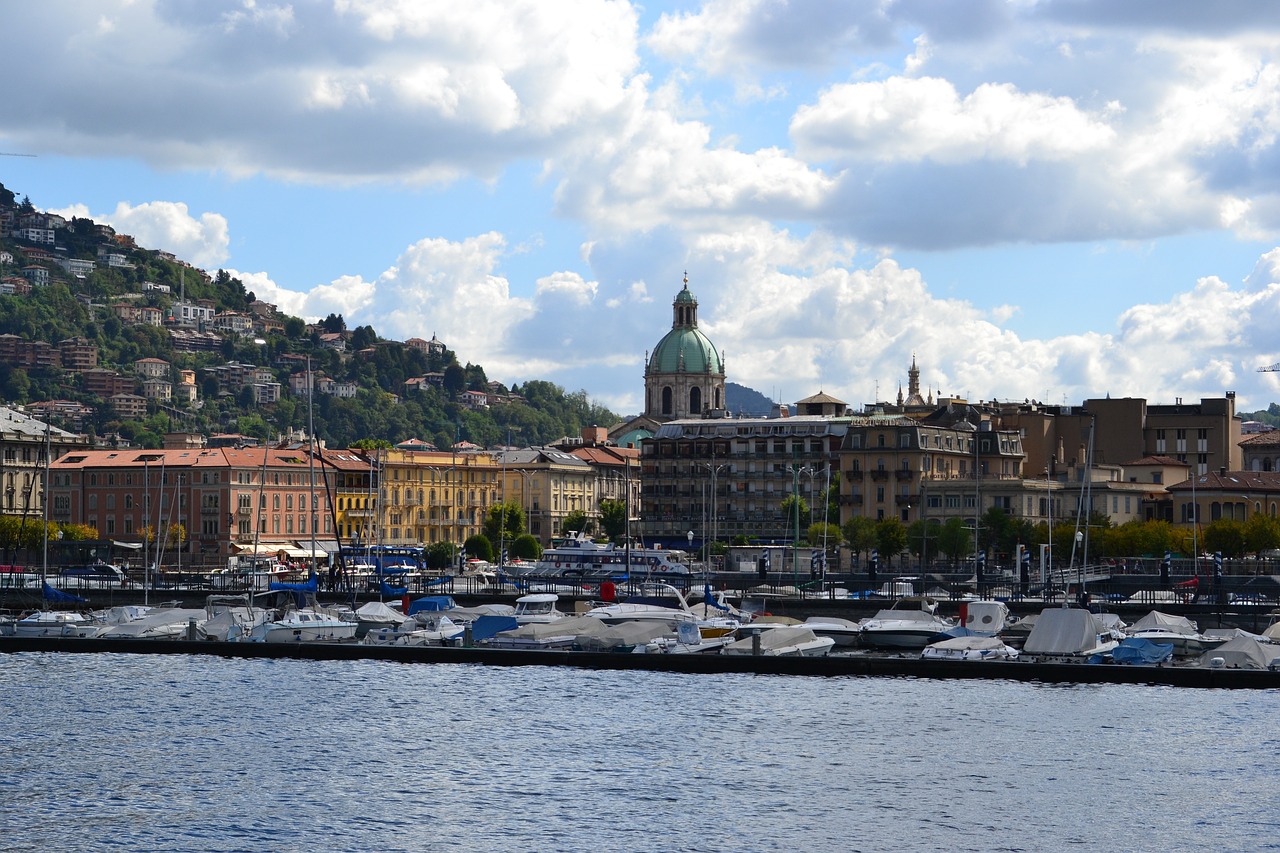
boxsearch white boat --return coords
[98,608,206,640]
[513,593,569,625]
[859,604,955,650]
[248,607,357,643]
[510,532,695,582]
[800,616,863,647]
[1125,610,1224,657]
[1022,608,1120,659]
[353,600,408,638]
[583,583,732,632]
[363,612,465,646]
[10,610,95,638]
[486,616,609,650]
[201,595,274,642]
[922,635,1020,661]
[723,626,834,657]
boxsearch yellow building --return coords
[496,447,596,544]
[375,447,499,546]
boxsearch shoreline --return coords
[3,635,1276,690]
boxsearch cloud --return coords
[49,199,230,269]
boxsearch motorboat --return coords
[722,626,835,657]
[201,595,274,642]
[800,616,863,648]
[98,608,206,640]
[364,612,465,646]
[1021,608,1121,659]
[486,616,609,650]
[574,620,674,653]
[513,593,569,625]
[353,600,408,639]
[946,600,1012,638]
[583,582,734,634]
[859,604,955,650]
[922,635,1020,661]
[247,607,357,643]
[10,610,96,638]
[1125,610,1225,657]
[1195,634,1280,670]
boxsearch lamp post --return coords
[1044,467,1052,591]
[697,461,728,569]
[787,457,814,588]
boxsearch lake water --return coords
[1,652,1277,852]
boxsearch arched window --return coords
[690,386,702,414]
[662,386,673,415]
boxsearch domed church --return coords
[644,275,726,421]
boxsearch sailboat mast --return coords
[307,357,318,581]
[40,419,51,585]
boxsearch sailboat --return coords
[19,420,93,636]
[245,359,355,643]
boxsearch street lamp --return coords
[697,461,728,568]
[787,459,814,588]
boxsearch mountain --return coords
[725,382,777,417]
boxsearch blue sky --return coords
[5,0,1280,416]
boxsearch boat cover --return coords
[1195,635,1280,670]
[868,608,945,624]
[1022,608,1103,655]
[724,626,822,654]
[1129,610,1198,635]
[495,616,609,642]
[269,572,318,593]
[922,636,1019,660]
[575,621,672,652]
[1107,637,1173,665]
[380,580,408,596]
[469,615,519,640]
[355,601,407,625]
[42,582,87,604]
[100,608,205,638]
[408,595,459,615]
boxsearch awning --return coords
[232,543,290,556]
[278,547,313,559]
[288,543,329,558]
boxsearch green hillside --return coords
[0,181,617,449]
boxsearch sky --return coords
[5,0,1280,417]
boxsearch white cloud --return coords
[792,77,1116,165]
[48,200,231,269]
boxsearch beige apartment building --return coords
[496,447,596,544]
[372,446,500,547]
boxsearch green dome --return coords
[650,327,722,374]
[674,286,696,305]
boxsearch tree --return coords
[463,534,494,562]
[780,494,810,533]
[1244,513,1280,557]
[1203,519,1247,559]
[806,522,841,549]
[510,533,542,560]
[562,509,590,535]
[599,498,627,541]
[906,518,942,565]
[320,313,345,333]
[482,502,525,544]
[443,363,466,397]
[426,541,455,570]
[875,518,908,567]
[936,517,972,565]
[842,516,877,562]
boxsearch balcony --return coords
[870,469,890,482]
[840,494,864,506]
[895,469,915,480]
[895,494,913,506]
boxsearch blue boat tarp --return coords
[1096,637,1174,665]
[380,580,408,596]
[42,582,87,604]
[408,595,459,615]
[269,572,318,594]
[469,615,518,641]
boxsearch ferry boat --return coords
[508,532,696,583]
